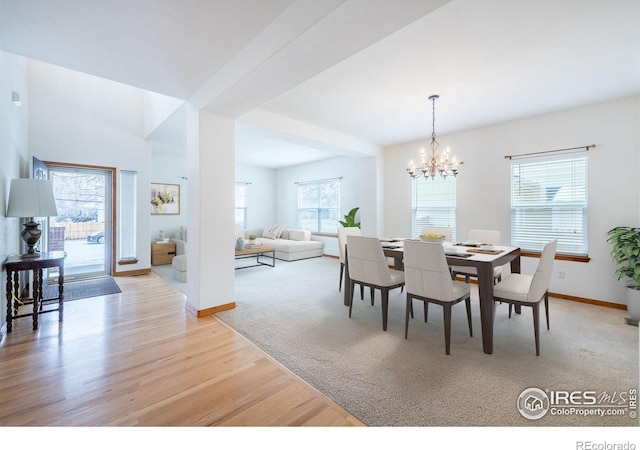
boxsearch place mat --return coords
[466,248,504,255]
[445,253,473,258]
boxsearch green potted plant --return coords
[606,226,640,325]
[339,207,361,228]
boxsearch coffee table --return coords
[235,246,276,269]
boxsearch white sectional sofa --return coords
[170,226,188,282]
[243,227,324,261]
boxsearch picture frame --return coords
[151,183,180,215]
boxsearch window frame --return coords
[235,182,249,230]
[510,152,589,260]
[296,178,341,234]
[411,175,457,241]
[119,169,137,264]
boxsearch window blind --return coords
[510,154,588,255]
[411,176,457,241]
[119,170,137,259]
[235,183,248,229]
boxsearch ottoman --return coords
[172,254,187,282]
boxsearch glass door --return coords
[47,165,114,281]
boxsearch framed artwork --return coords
[151,183,180,215]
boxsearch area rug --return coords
[217,256,639,427]
[43,277,121,302]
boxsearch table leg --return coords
[33,269,41,330]
[343,248,350,306]
[5,271,12,333]
[477,263,496,354]
[58,264,64,323]
[510,254,522,314]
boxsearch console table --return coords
[4,251,65,332]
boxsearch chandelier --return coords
[407,94,461,180]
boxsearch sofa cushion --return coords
[172,254,187,271]
[289,229,311,241]
[256,237,322,254]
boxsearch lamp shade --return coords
[6,178,58,218]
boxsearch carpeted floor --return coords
[217,256,639,427]
[43,277,121,302]
[151,264,187,295]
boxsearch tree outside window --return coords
[297,179,340,233]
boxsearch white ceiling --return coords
[1,0,639,168]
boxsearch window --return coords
[411,176,457,241]
[119,170,137,261]
[510,154,588,255]
[235,183,249,229]
[297,178,340,233]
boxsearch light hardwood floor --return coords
[0,273,363,426]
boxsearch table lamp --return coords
[6,178,58,257]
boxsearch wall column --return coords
[185,107,235,314]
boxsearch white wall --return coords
[150,148,188,241]
[274,155,377,256]
[143,91,184,138]
[0,51,30,333]
[27,60,152,272]
[235,164,276,228]
[385,95,640,305]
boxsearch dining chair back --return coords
[346,235,404,331]
[403,240,473,355]
[338,227,361,291]
[421,227,452,241]
[493,238,558,355]
[451,229,502,283]
[468,229,500,245]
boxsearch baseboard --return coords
[549,292,627,310]
[114,268,152,277]
[452,275,627,311]
[186,301,236,317]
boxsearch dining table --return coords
[342,240,521,355]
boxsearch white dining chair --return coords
[346,235,404,331]
[450,230,502,284]
[403,239,473,355]
[338,227,361,291]
[493,239,558,356]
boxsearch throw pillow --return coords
[263,224,281,240]
[276,224,287,238]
